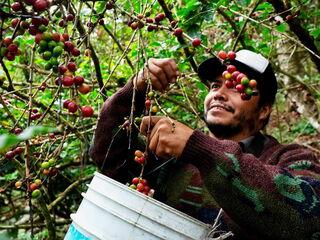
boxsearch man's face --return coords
[204,76,264,140]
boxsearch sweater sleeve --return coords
[89,79,146,181]
[180,130,320,240]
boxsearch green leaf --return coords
[311,28,320,39]
[0,126,56,151]
[276,23,287,32]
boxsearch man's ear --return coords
[258,104,272,122]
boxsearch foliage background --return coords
[0,0,319,239]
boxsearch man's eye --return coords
[210,83,220,89]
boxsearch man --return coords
[90,50,320,239]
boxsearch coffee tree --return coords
[0,0,319,239]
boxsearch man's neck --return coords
[209,130,260,142]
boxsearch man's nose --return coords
[212,84,228,101]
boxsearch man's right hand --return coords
[134,58,179,92]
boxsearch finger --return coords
[148,128,159,153]
[140,116,164,136]
[153,59,178,84]
[147,60,169,90]
[148,72,163,91]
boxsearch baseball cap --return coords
[198,49,278,105]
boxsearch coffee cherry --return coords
[63,100,70,109]
[35,33,43,44]
[62,33,69,41]
[231,71,240,80]
[98,18,105,25]
[14,128,22,134]
[11,2,22,12]
[170,21,177,28]
[227,65,236,73]
[240,92,251,100]
[145,18,154,23]
[66,14,74,22]
[134,150,144,158]
[235,84,245,93]
[34,179,42,186]
[8,44,18,54]
[151,105,158,113]
[245,87,253,96]
[240,77,249,86]
[218,50,227,60]
[248,79,257,88]
[227,51,236,60]
[222,71,232,80]
[5,151,15,159]
[14,146,24,155]
[137,183,144,192]
[67,102,78,113]
[145,99,151,108]
[62,76,74,87]
[106,1,114,10]
[77,83,91,94]
[20,21,29,29]
[130,22,138,30]
[64,41,74,51]
[48,158,56,166]
[6,52,15,61]
[31,189,41,198]
[73,76,84,85]
[81,106,94,118]
[15,181,22,189]
[84,48,92,57]
[41,161,50,169]
[29,183,38,191]
[132,177,140,185]
[147,91,154,98]
[236,73,246,83]
[71,48,80,56]
[173,28,183,37]
[41,17,49,26]
[192,38,201,47]
[51,32,60,42]
[11,18,20,28]
[43,169,50,175]
[155,13,165,22]
[33,0,48,12]
[225,80,234,88]
[3,38,13,46]
[136,157,145,165]
[67,62,77,72]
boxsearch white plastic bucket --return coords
[64,172,211,240]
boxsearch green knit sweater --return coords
[90,80,320,240]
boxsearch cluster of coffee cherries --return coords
[63,100,94,118]
[30,108,42,120]
[41,158,59,176]
[5,146,24,159]
[0,38,21,61]
[172,27,201,47]
[57,62,91,94]
[128,13,166,32]
[35,32,79,70]
[11,0,49,13]
[15,178,42,198]
[218,50,258,100]
[129,177,155,197]
[145,91,158,114]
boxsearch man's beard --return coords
[203,112,254,139]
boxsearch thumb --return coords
[140,116,165,136]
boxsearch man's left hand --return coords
[140,116,194,159]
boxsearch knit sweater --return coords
[90,80,320,240]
